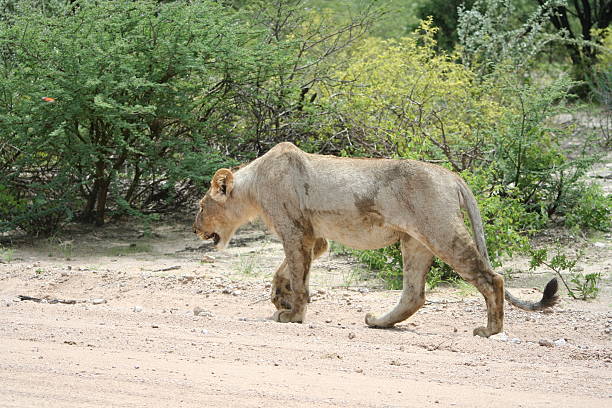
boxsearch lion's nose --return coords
[192,225,197,234]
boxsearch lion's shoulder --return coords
[267,142,303,156]
[255,142,310,173]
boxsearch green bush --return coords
[483,72,604,222]
[564,183,611,232]
[0,0,278,232]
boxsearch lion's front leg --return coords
[270,238,328,311]
[271,259,292,310]
[272,235,315,324]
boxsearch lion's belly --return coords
[311,212,400,250]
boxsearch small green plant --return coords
[238,253,259,276]
[106,243,152,257]
[0,246,15,262]
[237,241,270,277]
[569,272,601,300]
[331,241,461,290]
[340,266,369,288]
[347,243,403,290]
[455,278,478,297]
[529,248,599,300]
[426,260,462,290]
[501,267,519,281]
[47,237,75,259]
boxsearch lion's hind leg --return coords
[428,226,504,338]
[365,235,433,328]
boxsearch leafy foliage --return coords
[0,0,270,230]
[564,183,612,231]
[458,0,612,96]
[319,20,503,170]
[457,0,561,75]
[529,248,601,299]
[415,0,475,51]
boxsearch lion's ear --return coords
[210,168,234,202]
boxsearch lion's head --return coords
[193,168,241,250]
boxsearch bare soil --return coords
[1,218,610,408]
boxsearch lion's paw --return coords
[272,309,303,323]
[472,326,493,338]
[365,313,393,328]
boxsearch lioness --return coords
[193,142,558,337]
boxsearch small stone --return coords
[356,306,363,313]
[490,332,509,342]
[510,338,522,344]
[179,275,194,284]
[358,288,369,294]
[91,298,107,305]
[201,255,215,263]
[464,308,474,313]
[348,332,356,340]
[539,339,554,347]
[232,290,242,296]
[308,324,316,329]
[553,338,566,347]
[355,368,363,374]
[132,305,143,312]
[201,329,209,335]
[151,325,159,328]
[325,319,332,324]
[193,306,213,317]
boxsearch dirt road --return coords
[1,222,610,407]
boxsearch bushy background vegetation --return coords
[1,0,610,287]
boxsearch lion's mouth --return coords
[204,232,220,246]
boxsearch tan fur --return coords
[193,142,558,337]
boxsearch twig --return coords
[18,295,77,304]
[249,296,270,305]
[152,265,181,272]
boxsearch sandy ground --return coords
[0,220,610,408]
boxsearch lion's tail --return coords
[503,278,559,311]
[457,179,559,311]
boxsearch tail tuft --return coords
[540,277,559,309]
[504,277,559,311]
